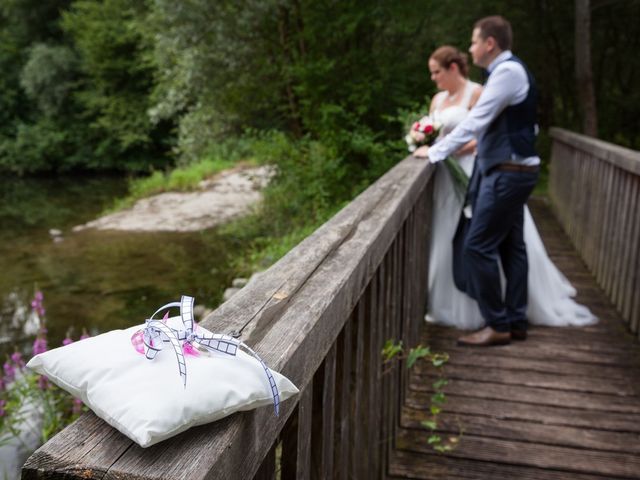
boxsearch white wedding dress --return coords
[426,80,596,329]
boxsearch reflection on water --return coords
[0,175,239,357]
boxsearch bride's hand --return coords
[414,145,429,158]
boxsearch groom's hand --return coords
[414,145,429,158]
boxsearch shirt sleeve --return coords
[427,63,528,163]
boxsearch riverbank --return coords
[74,165,274,232]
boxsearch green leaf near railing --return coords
[407,345,431,369]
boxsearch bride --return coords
[411,45,596,331]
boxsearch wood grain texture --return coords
[388,449,617,480]
[319,343,336,480]
[549,129,640,340]
[550,127,640,175]
[295,384,313,479]
[389,197,640,479]
[335,321,351,480]
[254,444,276,480]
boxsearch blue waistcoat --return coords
[476,56,538,174]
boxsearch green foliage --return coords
[260,127,395,229]
[20,43,79,117]
[224,217,320,275]
[108,135,258,211]
[1,0,639,173]
[0,0,172,173]
[432,378,448,390]
[61,0,170,167]
[0,0,72,136]
[0,372,85,447]
[0,118,89,174]
[421,420,437,430]
[383,340,460,454]
[206,127,397,277]
[382,340,405,363]
[407,345,431,369]
[109,156,240,212]
[145,0,443,162]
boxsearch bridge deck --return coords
[388,197,640,479]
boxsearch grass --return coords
[107,156,256,213]
[220,206,339,277]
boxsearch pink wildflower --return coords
[3,361,15,382]
[71,397,83,416]
[0,399,6,417]
[38,375,49,390]
[31,291,46,317]
[33,336,48,355]
[10,351,25,369]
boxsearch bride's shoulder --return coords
[468,81,483,108]
[432,90,446,102]
[430,91,447,113]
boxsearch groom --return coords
[415,15,540,346]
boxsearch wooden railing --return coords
[22,156,435,479]
[549,127,640,338]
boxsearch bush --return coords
[219,122,402,275]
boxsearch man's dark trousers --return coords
[463,168,539,333]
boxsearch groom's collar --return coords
[487,50,513,74]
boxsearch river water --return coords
[0,175,240,358]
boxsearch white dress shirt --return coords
[427,50,540,166]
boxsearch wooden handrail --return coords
[549,127,640,338]
[22,155,435,479]
[549,128,640,175]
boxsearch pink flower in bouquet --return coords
[413,120,434,135]
[405,115,441,152]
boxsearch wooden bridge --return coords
[23,129,640,479]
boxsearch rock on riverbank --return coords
[74,166,274,232]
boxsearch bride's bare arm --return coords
[453,85,483,157]
[455,139,477,156]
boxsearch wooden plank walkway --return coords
[388,197,640,479]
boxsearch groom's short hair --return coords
[474,15,513,51]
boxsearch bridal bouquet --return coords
[405,115,441,152]
[404,114,469,205]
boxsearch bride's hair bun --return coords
[430,46,469,78]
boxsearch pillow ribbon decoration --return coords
[131,295,280,415]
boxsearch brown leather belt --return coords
[495,163,539,173]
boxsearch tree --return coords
[62,0,169,166]
[575,0,598,136]
[20,44,79,118]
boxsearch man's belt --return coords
[495,163,539,173]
